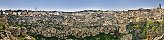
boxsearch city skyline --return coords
[0,0,164,12]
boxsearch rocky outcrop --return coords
[121,34,132,40]
[0,30,18,40]
[154,34,164,40]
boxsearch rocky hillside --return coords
[0,15,35,40]
[0,8,164,40]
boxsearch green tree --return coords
[0,22,4,30]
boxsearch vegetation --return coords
[129,21,164,39]
[0,21,4,30]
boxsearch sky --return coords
[0,0,164,11]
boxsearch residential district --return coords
[0,4,164,40]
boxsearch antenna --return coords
[35,0,37,11]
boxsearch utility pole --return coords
[35,0,37,11]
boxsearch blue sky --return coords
[0,0,164,11]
